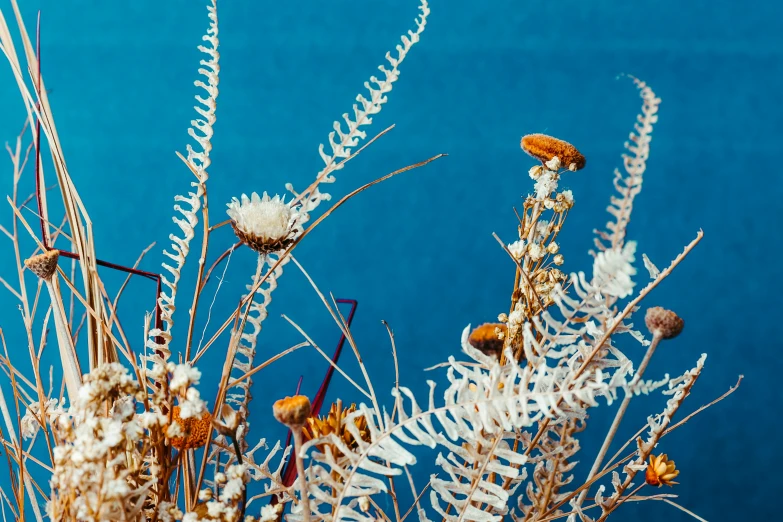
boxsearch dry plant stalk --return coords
[0,1,738,522]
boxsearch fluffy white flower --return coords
[170,364,201,393]
[545,155,561,170]
[179,387,207,419]
[534,170,558,199]
[528,242,545,261]
[227,192,299,254]
[560,189,574,204]
[508,239,526,260]
[259,504,283,522]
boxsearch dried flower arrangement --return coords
[0,1,741,521]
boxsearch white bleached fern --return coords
[146,0,219,365]
[292,326,669,522]
[594,77,660,253]
[223,0,430,431]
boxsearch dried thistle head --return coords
[468,323,507,359]
[301,401,370,454]
[645,453,679,487]
[521,134,586,171]
[169,406,212,450]
[645,307,684,339]
[24,249,59,280]
[273,395,311,428]
[226,192,299,255]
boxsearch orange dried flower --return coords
[645,453,679,487]
[273,395,311,427]
[24,249,60,280]
[520,134,586,171]
[169,406,212,450]
[301,401,370,454]
[468,323,507,358]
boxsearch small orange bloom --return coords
[645,453,679,487]
[169,406,212,450]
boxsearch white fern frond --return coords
[146,0,219,365]
[293,331,634,522]
[290,0,430,220]
[594,77,660,253]
[591,241,637,300]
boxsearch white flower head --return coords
[534,170,559,199]
[508,239,526,261]
[545,155,561,170]
[227,192,300,254]
[170,363,201,393]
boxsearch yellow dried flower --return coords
[24,249,59,280]
[520,134,586,171]
[273,395,311,427]
[645,453,679,487]
[301,401,370,454]
[468,323,507,358]
[169,406,212,450]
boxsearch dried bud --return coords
[520,134,586,171]
[213,403,241,437]
[273,395,311,427]
[24,249,59,280]
[645,307,684,339]
[468,323,507,359]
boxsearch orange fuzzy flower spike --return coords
[521,134,586,171]
[169,406,212,450]
[645,453,680,487]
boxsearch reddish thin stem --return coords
[278,298,359,489]
[32,15,163,333]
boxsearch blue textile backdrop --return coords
[0,0,780,520]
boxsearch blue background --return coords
[0,0,780,520]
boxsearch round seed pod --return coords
[24,249,60,280]
[645,307,684,340]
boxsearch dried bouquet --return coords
[0,1,739,521]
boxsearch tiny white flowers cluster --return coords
[226,192,301,254]
[183,465,249,522]
[21,398,61,439]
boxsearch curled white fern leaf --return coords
[146,0,219,365]
[289,0,430,221]
[594,77,660,253]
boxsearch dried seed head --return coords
[24,249,59,280]
[645,453,679,487]
[273,395,311,427]
[521,134,586,171]
[645,307,684,339]
[301,401,371,455]
[169,406,212,450]
[468,323,507,359]
[226,192,299,255]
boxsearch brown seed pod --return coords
[468,323,507,358]
[645,307,684,340]
[24,249,60,280]
[273,395,311,428]
[520,134,586,171]
[169,406,212,450]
